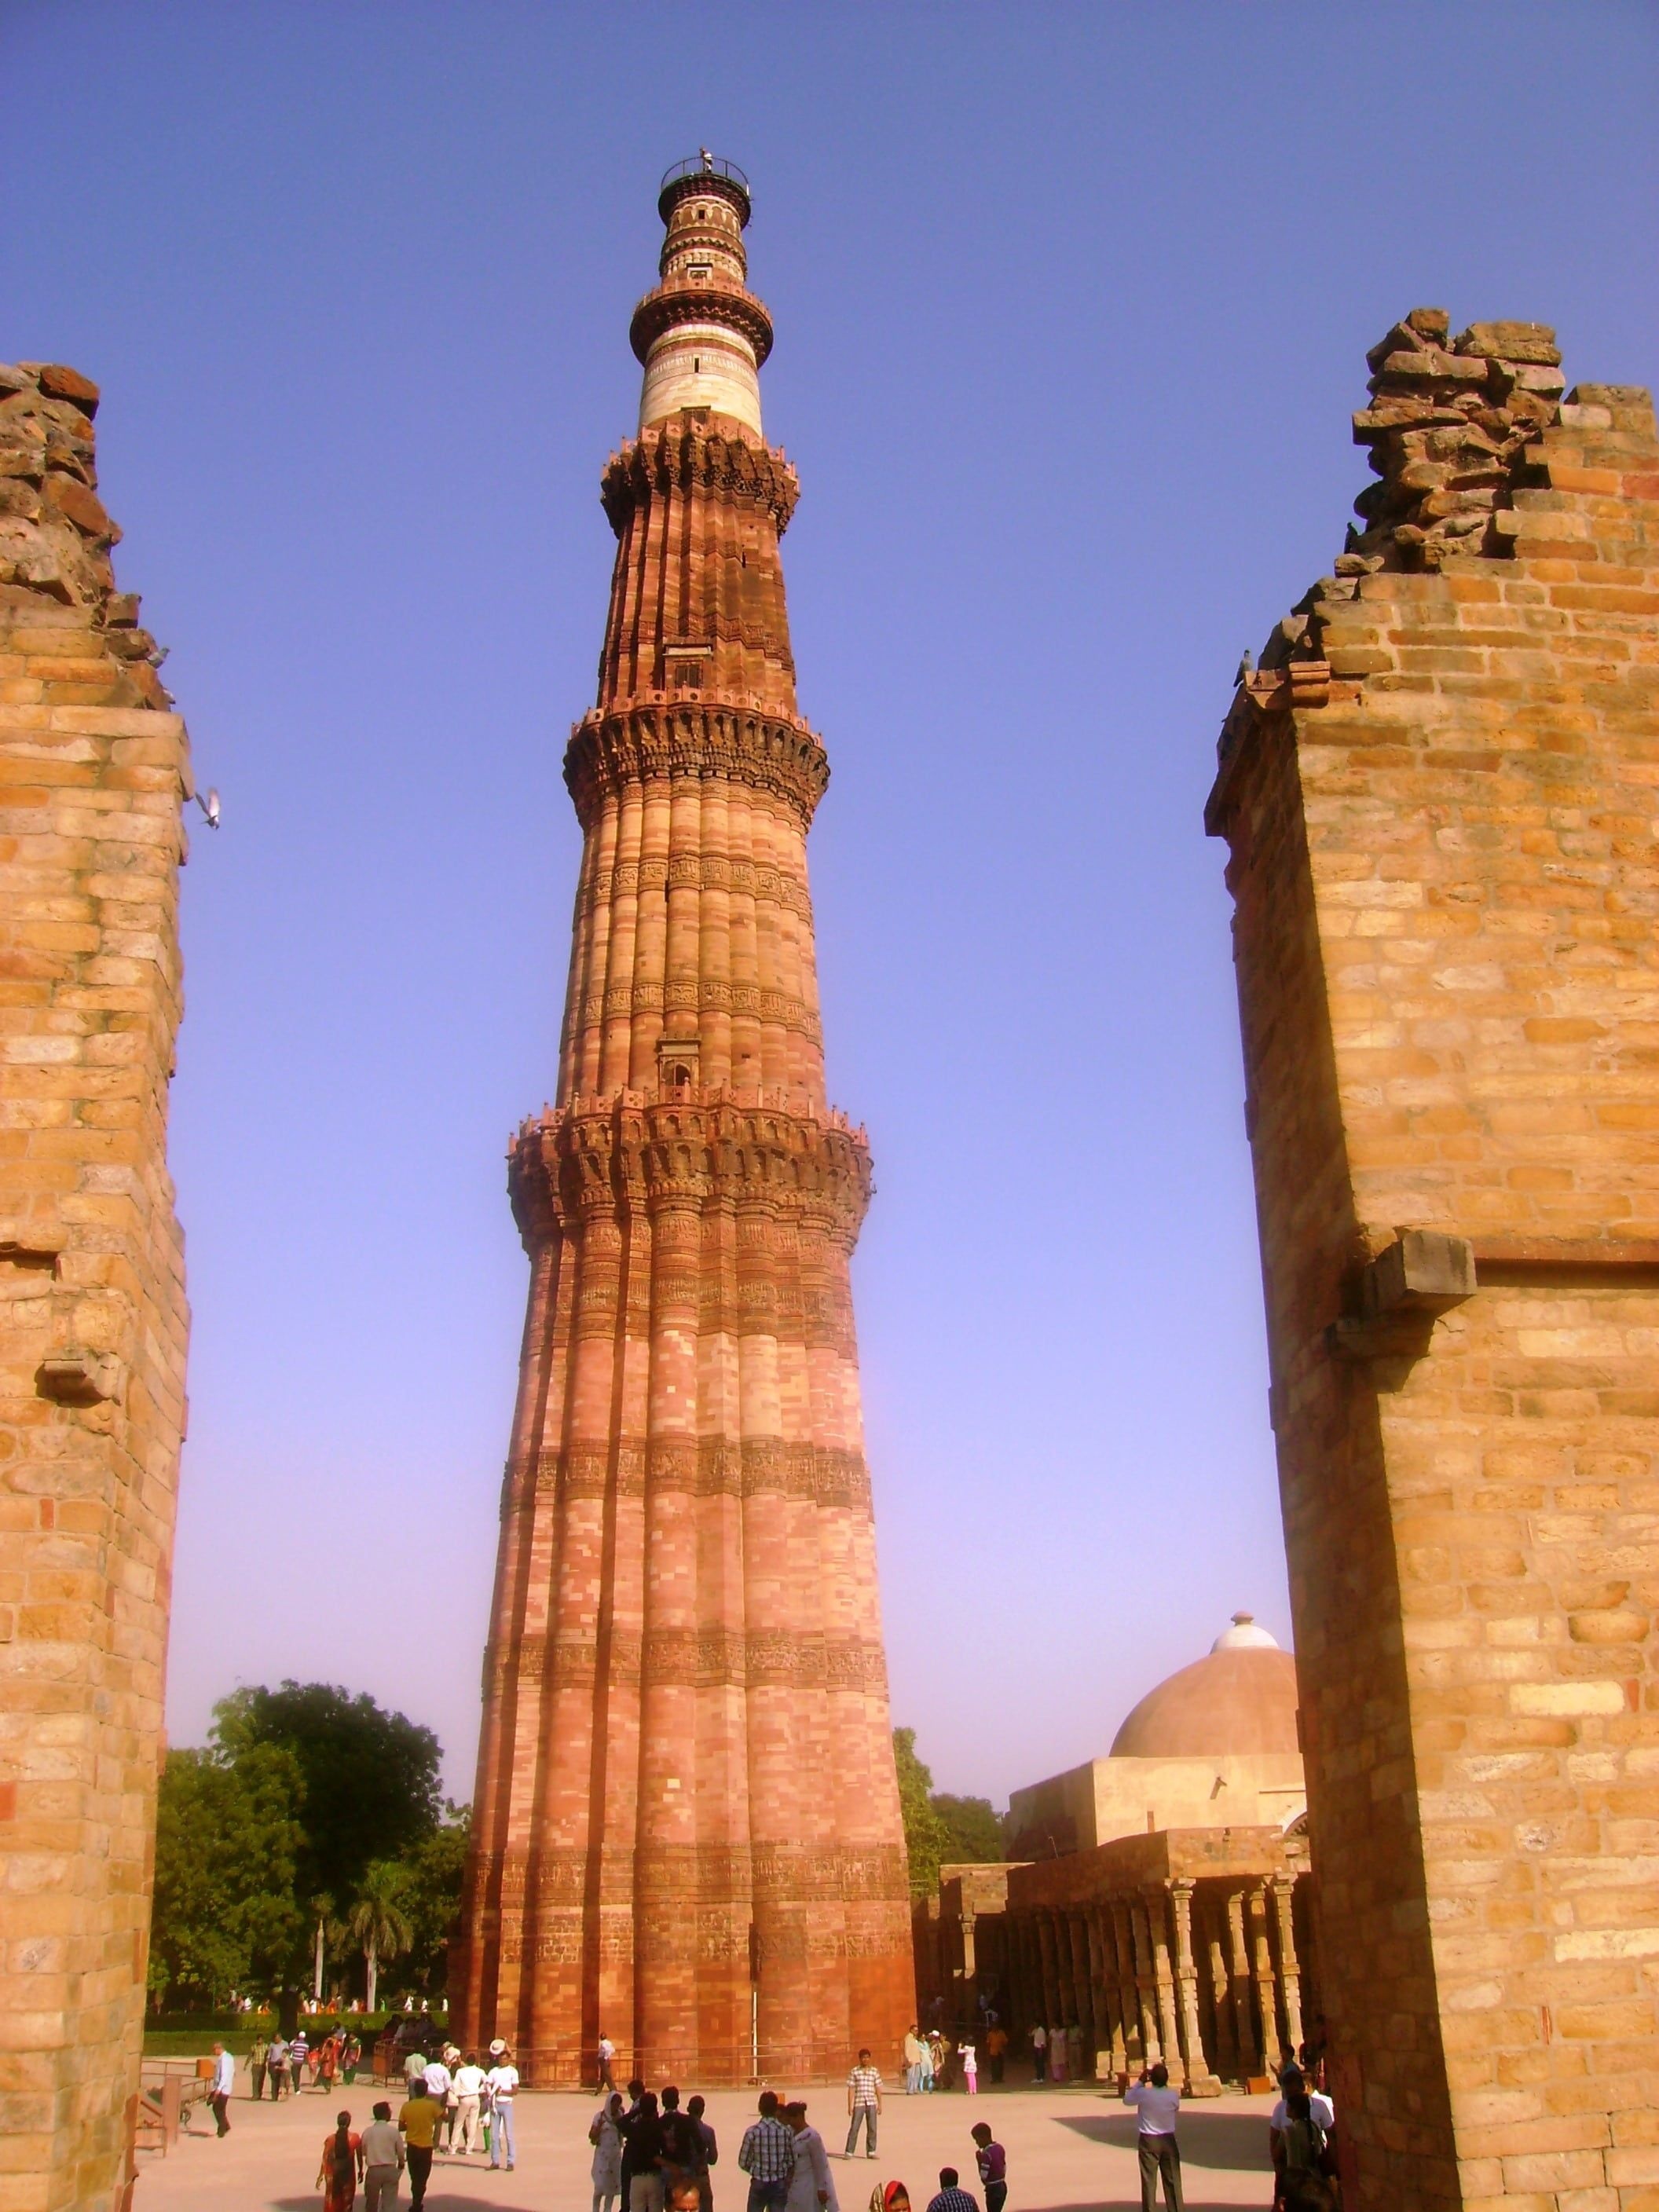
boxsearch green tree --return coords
[148,1743,306,2007]
[894,1730,1007,1898]
[212,1682,441,1916]
[394,1805,471,2001]
[893,1727,950,1899]
[933,1792,1004,1866]
[349,1861,414,2015]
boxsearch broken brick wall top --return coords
[0,361,174,704]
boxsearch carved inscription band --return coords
[505,1437,872,1507]
[471,1841,909,1910]
[485,1628,888,1695]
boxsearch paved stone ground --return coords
[136,2081,1276,2211]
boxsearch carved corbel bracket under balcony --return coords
[1326,1229,1475,1361]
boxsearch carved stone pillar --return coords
[1226,1887,1258,2076]
[1129,1897,1162,2063]
[1205,1903,1239,2081]
[1250,1881,1281,2069]
[1036,1911,1060,2028]
[1110,1899,1141,2070]
[1271,1876,1305,2057]
[1057,1909,1079,2029]
[1088,1906,1122,2075]
[961,1906,978,1988]
[1169,1878,1218,2092]
[1068,1910,1095,2067]
[1016,1914,1038,2034]
[1146,1888,1183,2075]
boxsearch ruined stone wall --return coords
[0,364,190,2212]
[1207,317,1659,2212]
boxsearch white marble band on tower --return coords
[639,323,760,435]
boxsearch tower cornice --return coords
[629,283,775,371]
[600,419,799,537]
[508,1091,873,1248]
[563,701,830,830]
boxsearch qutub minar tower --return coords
[453,156,915,2082]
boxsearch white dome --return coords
[1210,1611,1280,1653]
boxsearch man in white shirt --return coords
[487,2050,518,2173]
[423,2055,452,2152]
[208,2042,236,2136]
[903,2027,926,2095]
[599,2031,618,2093]
[361,2100,407,2212]
[1123,2063,1183,2212]
[451,2052,487,2156]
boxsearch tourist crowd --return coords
[207,2012,1339,2212]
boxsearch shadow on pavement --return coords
[269,2194,539,2212]
[1057,2109,1273,2172]
[1015,2203,1267,2212]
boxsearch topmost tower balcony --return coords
[634,152,769,436]
[658,152,752,227]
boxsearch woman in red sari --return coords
[317,2110,362,2212]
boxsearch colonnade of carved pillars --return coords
[1006,1876,1304,2087]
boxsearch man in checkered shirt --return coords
[738,2090,797,2212]
[926,2167,980,2212]
[844,2049,884,2156]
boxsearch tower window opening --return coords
[667,1063,691,1090]
[694,357,701,374]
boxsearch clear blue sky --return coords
[9,4,1655,1804]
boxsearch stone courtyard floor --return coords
[136,2081,1277,2211]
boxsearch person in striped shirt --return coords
[844,2053,884,2158]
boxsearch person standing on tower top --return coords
[844,2052,883,2159]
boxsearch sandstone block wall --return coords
[1208,316,1659,2212]
[0,364,191,2212]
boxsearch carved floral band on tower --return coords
[452,156,916,2086]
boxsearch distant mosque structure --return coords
[914,1616,1318,2093]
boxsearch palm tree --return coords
[348,1863,413,2016]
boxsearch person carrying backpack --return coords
[1269,2068,1336,2211]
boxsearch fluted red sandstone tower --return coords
[454,158,914,2084]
